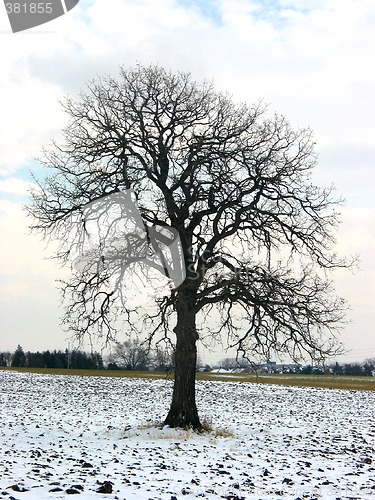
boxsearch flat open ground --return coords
[1,369,374,499]
[3,367,375,391]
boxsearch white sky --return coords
[0,0,374,364]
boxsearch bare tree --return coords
[28,64,353,429]
[114,338,149,370]
[219,357,250,370]
[151,345,174,372]
[0,351,13,367]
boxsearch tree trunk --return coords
[164,292,201,430]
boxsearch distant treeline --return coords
[302,361,375,377]
[217,357,375,377]
[0,341,174,372]
[1,344,374,376]
[0,345,104,370]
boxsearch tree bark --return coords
[164,291,201,430]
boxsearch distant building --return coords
[211,360,302,375]
[259,361,302,373]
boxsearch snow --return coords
[0,370,374,499]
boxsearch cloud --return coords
[0,71,66,172]
[339,206,375,255]
[0,198,68,350]
[3,0,375,156]
[0,177,34,197]
[313,144,375,205]
[0,199,58,275]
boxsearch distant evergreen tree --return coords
[107,362,120,370]
[42,350,54,368]
[26,351,45,368]
[343,363,363,376]
[363,360,375,376]
[0,351,11,367]
[11,345,26,367]
[50,350,67,368]
[330,361,343,375]
[68,350,102,369]
[92,352,104,369]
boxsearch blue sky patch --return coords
[177,0,223,26]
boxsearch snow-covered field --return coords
[0,370,374,500]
